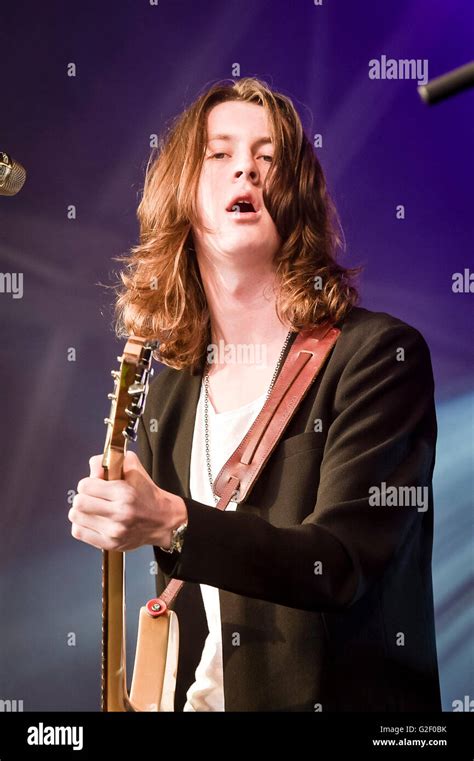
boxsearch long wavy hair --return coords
[113,77,360,371]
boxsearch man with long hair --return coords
[70,77,441,712]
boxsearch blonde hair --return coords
[113,77,360,371]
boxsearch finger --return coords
[70,521,112,551]
[89,455,106,479]
[76,476,125,501]
[70,513,127,551]
[70,493,115,519]
[69,507,119,538]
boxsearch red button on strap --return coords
[146,598,167,617]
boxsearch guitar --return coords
[101,335,179,712]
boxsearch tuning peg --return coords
[111,370,120,379]
[107,393,117,400]
[104,417,113,425]
[117,355,124,362]
[128,382,146,395]
[124,418,140,440]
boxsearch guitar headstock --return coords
[102,336,158,476]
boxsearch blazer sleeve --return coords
[143,323,437,612]
[135,415,168,599]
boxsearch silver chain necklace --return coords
[203,330,293,503]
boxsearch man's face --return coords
[193,100,281,262]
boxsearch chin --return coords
[223,242,276,261]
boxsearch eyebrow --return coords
[207,134,273,147]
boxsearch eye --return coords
[208,152,273,162]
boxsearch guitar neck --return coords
[99,337,156,712]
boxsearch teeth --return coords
[231,200,254,208]
[228,198,257,212]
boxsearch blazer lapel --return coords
[171,368,202,498]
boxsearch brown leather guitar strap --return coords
[159,321,341,608]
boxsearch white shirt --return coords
[182,381,267,711]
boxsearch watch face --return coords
[171,523,187,553]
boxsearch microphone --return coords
[0,152,27,196]
[418,61,474,105]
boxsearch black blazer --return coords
[137,306,442,712]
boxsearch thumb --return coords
[122,450,144,476]
[89,454,106,479]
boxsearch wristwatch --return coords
[159,521,188,554]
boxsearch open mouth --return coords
[227,201,257,213]
[226,190,261,215]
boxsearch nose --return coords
[234,152,259,182]
[235,167,258,181]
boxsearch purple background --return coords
[0,0,472,711]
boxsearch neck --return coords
[196,252,289,352]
